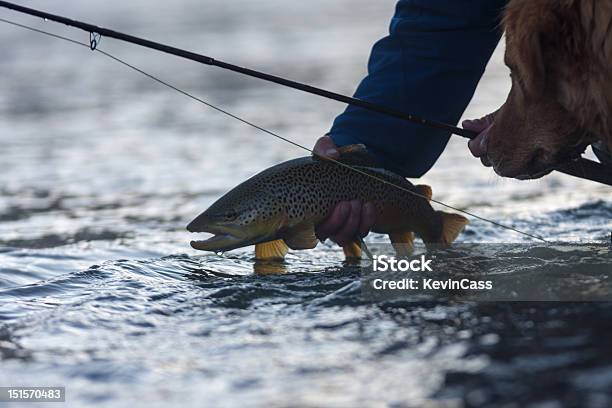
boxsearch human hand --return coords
[312,136,377,246]
[463,112,497,167]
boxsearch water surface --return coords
[0,0,611,406]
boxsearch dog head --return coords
[485,0,612,179]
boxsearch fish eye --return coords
[220,210,239,220]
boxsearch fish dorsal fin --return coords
[282,223,319,250]
[415,184,432,201]
[314,143,378,167]
[336,144,378,167]
[255,239,288,260]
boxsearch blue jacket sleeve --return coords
[329,0,506,177]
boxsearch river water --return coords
[0,1,611,407]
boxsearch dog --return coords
[484,0,612,179]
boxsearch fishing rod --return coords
[0,17,551,243]
[0,1,611,188]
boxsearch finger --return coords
[462,111,497,132]
[315,201,350,241]
[462,116,487,131]
[313,135,339,159]
[331,200,361,246]
[463,117,488,132]
[468,128,490,158]
[462,118,481,131]
[358,202,377,238]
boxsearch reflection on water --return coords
[253,260,289,276]
[0,0,611,406]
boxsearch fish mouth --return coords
[189,228,274,252]
[187,211,279,253]
[190,231,246,252]
[188,223,267,252]
[187,214,248,251]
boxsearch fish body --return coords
[187,146,468,259]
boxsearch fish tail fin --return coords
[415,184,432,201]
[437,211,469,245]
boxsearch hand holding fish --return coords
[312,136,377,246]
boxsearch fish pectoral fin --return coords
[255,239,289,260]
[342,241,362,260]
[389,231,415,257]
[283,224,319,250]
[415,184,432,201]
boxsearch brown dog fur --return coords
[486,0,612,178]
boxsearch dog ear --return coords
[517,32,546,96]
[503,0,549,97]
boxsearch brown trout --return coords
[187,145,468,260]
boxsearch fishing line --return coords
[0,17,548,242]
